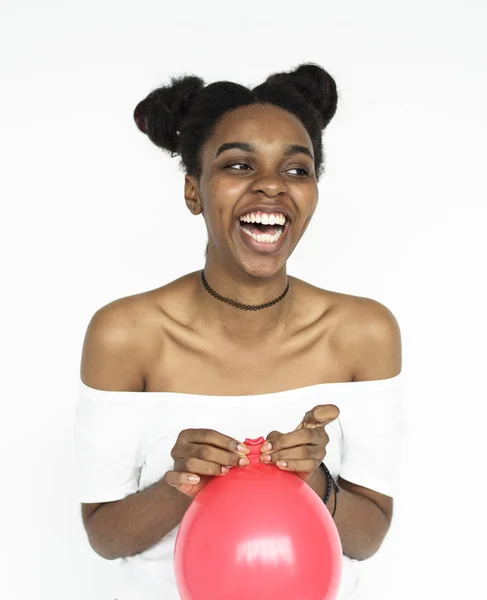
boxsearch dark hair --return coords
[133,62,338,183]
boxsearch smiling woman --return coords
[75,63,403,600]
[133,64,336,263]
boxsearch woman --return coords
[75,63,403,599]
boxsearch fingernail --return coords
[261,454,272,463]
[188,475,200,482]
[237,444,249,454]
[239,457,250,466]
[261,442,272,452]
[276,461,287,468]
[221,466,229,474]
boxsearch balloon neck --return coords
[243,437,266,465]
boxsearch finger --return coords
[296,404,340,430]
[305,404,340,424]
[176,428,249,455]
[174,456,234,477]
[264,430,283,443]
[164,470,202,488]
[192,444,250,468]
[263,427,326,454]
[273,458,321,474]
[164,470,206,498]
[261,444,325,465]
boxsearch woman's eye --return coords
[288,167,309,176]
[225,163,309,176]
[226,162,251,171]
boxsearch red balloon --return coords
[174,436,342,600]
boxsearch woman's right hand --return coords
[163,428,250,498]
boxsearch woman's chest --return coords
[143,322,353,395]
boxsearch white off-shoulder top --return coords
[74,373,404,600]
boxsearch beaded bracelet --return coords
[319,462,340,518]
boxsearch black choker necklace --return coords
[200,270,290,311]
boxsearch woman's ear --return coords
[184,175,203,215]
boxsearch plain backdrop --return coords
[1,1,486,599]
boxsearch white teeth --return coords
[238,212,287,225]
[241,226,283,244]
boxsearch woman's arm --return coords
[307,467,392,561]
[80,302,194,559]
[82,477,193,560]
[309,299,402,561]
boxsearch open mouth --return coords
[236,212,290,245]
[235,213,291,252]
[237,220,286,243]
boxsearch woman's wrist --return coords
[308,463,328,499]
[319,462,340,517]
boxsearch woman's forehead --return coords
[208,104,310,149]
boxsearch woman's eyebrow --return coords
[215,142,313,160]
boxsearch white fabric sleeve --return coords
[337,374,404,497]
[74,382,146,503]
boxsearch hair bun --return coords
[265,63,338,129]
[133,75,205,153]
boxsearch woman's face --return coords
[185,103,319,277]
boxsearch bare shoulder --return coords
[80,292,156,392]
[79,273,195,391]
[297,279,402,381]
[332,291,402,381]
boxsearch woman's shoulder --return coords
[80,277,192,392]
[290,276,397,325]
[94,272,196,321]
[291,277,401,376]
[85,273,198,354]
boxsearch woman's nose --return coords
[251,175,288,196]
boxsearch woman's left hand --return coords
[260,404,340,481]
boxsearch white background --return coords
[1,1,486,598]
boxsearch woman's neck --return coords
[194,265,295,341]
